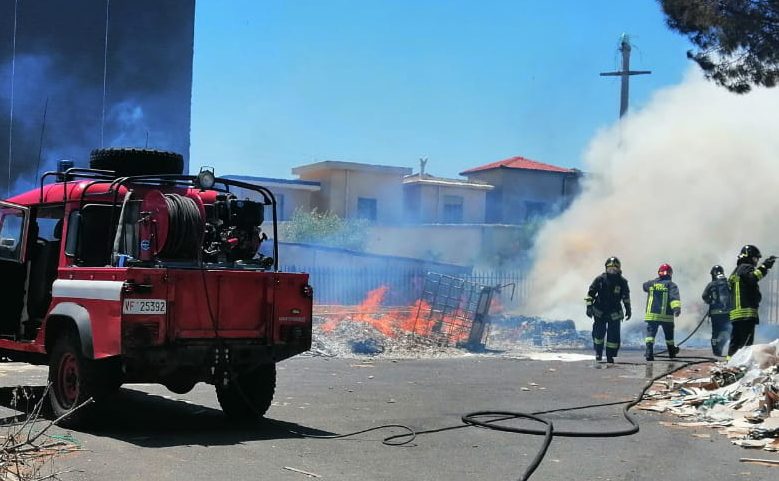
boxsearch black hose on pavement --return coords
[283,313,718,481]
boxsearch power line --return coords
[101,0,111,147]
[6,0,19,196]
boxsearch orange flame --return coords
[317,285,477,346]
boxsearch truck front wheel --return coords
[48,335,94,424]
[216,364,276,422]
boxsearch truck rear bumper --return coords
[121,338,310,384]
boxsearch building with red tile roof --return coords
[460,155,581,224]
[460,156,576,175]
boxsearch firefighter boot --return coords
[668,345,679,359]
[594,345,603,362]
[645,343,654,361]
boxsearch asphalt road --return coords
[1,351,776,481]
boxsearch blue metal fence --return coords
[283,264,528,308]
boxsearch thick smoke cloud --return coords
[527,70,779,333]
[0,0,194,195]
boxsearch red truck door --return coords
[0,201,31,337]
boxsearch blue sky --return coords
[191,0,693,179]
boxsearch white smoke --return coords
[527,69,779,332]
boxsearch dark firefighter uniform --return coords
[643,264,681,361]
[727,245,776,357]
[701,265,731,357]
[585,257,631,363]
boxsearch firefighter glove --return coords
[586,305,594,318]
[764,256,777,269]
[673,308,681,317]
[625,306,632,320]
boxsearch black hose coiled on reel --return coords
[158,193,204,260]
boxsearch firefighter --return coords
[585,257,631,363]
[701,265,731,357]
[643,263,681,361]
[727,245,776,357]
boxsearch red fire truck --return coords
[0,148,312,424]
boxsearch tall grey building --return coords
[0,0,195,194]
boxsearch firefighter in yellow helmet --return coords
[727,245,776,357]
[643,263,681,361]
[585,257,631,363]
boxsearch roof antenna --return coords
[34,97,49,182]
[145,130,149,148]
[100,0,111,147]
[6,0,19,197]
[420,157,427,176]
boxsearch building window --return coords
[525,201,549,220]
[264,193,285,221]
[442,195,463,223]
[357,197,377,221]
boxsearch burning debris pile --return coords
[640,340,779,452]
[309,286,476,358]
[308,282,592,358]
[310,316,466,358]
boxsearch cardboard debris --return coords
[641,340,779,452]
[740,457,779,467]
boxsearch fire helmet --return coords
[738,244,762,260]
[605,256,621,270]
[658,263,673,277]
[710,265,724,279]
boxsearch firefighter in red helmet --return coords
[642,263,681,361]
[727,245,776,357]
[585,257,631,363]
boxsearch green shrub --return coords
[281,208,369,251]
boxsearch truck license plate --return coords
[123,299,167,315]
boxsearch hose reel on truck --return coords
[77,148,270,266]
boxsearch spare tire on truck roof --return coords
[89,148,184,177]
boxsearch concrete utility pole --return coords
[600,34,651,118]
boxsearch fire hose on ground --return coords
[276,311,717,481]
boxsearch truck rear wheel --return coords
[216,364,276,422]
[48,335,94,425]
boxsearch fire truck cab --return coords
[0,148,312,424]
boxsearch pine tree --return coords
[660,0,779,93]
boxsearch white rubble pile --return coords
[640,340,779,452]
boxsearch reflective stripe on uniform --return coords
[593,338,604,345]
[645,313,674,322]
[732,276,741,308]
[670,300,681,310]
[646,290,654,316]
[605,342,620,349]
[730,307,758,320]
[754,269,765,280]
[645,337,655,343]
